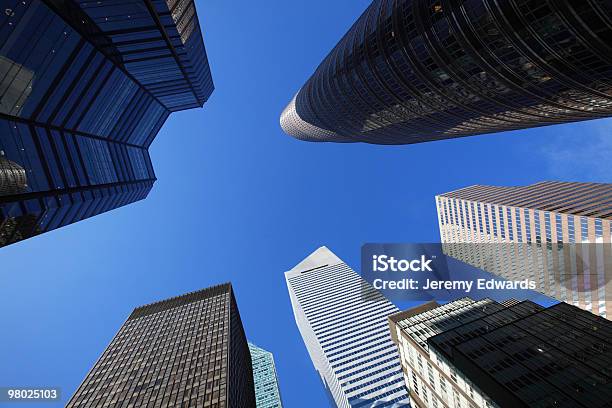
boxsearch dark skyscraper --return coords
[67,283,256,408]
[280,0,612,144]
[389,298,612,408]
[0,0,213,247]
[286,247,410,407]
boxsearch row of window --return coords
[438,196,610,244]
[0,120,154,194]
[293,0,612,144]
[1,1,170,145]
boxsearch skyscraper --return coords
[0,0,213,247]
[285,246,410,407]
[389,297,612,408]
[248,342,284,408]
[67,283,255,408]
[280,1,612,144]
[436,181,611,318]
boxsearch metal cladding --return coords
[280,94,352,142]
[281,0,612,144]
[0,156,27,196]
[390,298,612,408]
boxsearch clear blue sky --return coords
[0,1,610,407]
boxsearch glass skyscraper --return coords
[389,297,612,408]
[0,0,213,247]
[67,283,255,408]
[248,342,283,408]
[436,181,611,318]
[285,246,410,407]
[280,0,612,144]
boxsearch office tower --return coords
[285,246,410,407]
[0,0,213,247]
[66,283,255,408]
[436,181,612,318]
[280,1,612,144]
[388,297,612,408]
[248,342,283,408]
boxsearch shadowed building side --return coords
[389,298,612,408]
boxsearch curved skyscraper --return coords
[280,0,612,144]
[0,0,213,247]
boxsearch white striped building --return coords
[285,246,410,407]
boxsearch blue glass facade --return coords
[248,343,283,408]
[0,0,213,247]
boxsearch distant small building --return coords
[249,342,283,408]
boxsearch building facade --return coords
[66,283,255,408]
[436,181,612,318]
[280,0,612,144]
[0,0,213,247]
[248,342,283,408]
[285,246,410,407]
[0,155,27,195]
[389,297,612,408]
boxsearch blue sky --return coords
[0,1,610,407]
